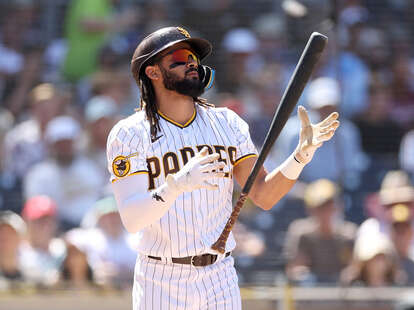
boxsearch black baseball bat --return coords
[212,32,328,253]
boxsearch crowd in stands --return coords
[0,0,414,290]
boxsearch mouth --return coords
[186,69,199,78]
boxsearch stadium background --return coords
[0,0,414,309]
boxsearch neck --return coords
[318,222,333,237]
[156,88,195,126]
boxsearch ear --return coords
[145,65,159,80]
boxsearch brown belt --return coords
[148,252,231,267]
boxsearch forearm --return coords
[250,163,298,210]
[234,154,304,210]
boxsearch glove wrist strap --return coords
[280,153,305,180]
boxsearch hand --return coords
[167,147,225,193]
[294,105,340,164]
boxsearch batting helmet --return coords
[131,26,212,80]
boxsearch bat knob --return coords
[211,240,226,254]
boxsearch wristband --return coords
[280,154,305,180]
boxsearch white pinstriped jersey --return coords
[107,104,257,258]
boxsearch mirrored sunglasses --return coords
[167,49,199,68]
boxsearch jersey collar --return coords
[157,107,196,128]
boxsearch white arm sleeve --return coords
[112,173,179,233]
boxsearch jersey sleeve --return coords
[106,121,148,183]
[227,109,258,166]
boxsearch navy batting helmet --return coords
[131,26,212,82]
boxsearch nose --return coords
[186,55,198,68]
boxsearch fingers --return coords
[199,152,219,164]
[200,181,218,190]
[200,161,226,173]
[298,106,311,128]
[298,106,313,146]
[315,130,335,143]
[317,112,339,127]
[198,146,209,157]
[318,120,340,133]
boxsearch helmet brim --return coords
[133,37,212,76]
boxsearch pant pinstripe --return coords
[133,255,242,310]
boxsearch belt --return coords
[148,252,231,267]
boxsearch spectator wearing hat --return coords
[23,116,104,230]
[0,210,27,290]
[284,179,357,284]
[342,232,403,287]
[389,204,414,284]
[219,28,261,97]
[357,170,414,255]
[19,195,65,287]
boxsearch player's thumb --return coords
[201,181,218,190]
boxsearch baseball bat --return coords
[211,32,328,254]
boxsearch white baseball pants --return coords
[132,254,242,310]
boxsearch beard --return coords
[159,65,204,98]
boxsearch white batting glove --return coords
[294,105,340,164]
[166,147,225,193]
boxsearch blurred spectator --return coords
[284,179,356,284]
[389,54,414,129]
[63,197,136,288]
[354,27,390,75]
[3,84,64,182]
[23,116,103,230]
[60,228,96,290]
[62,0,138,82]
[400,130,414,176]
[88,69,135,116]
[19,196,65,287]
[0,3,44,116]
[343,233,403,286]
[219,28,260,97]
[84,95,119,191]
[357,170,414,256]
[0,210,26,290]
[86,196,136,288]
[389,204,414,285]
[354,83,405,175]
[319,24,370,119]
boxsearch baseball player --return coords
[107,26,339,310]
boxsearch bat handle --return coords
[211,192,248,253]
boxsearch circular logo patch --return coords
[112,156,130,178]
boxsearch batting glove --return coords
[166,147,225,193]
[294,105,340,164]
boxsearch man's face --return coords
[157,44,204,98]
[52,139,75,165]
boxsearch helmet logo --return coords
[177,27,191,38]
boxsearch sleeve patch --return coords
[112,155,131,178]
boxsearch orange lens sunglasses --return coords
[168,49,199,68]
